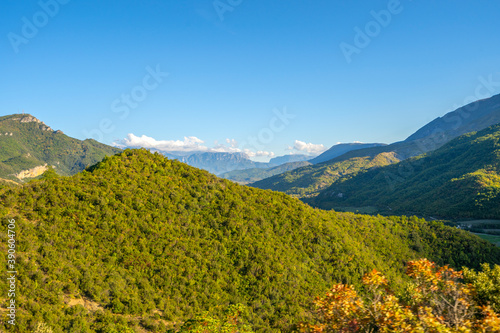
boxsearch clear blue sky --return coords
[2,0,500,160]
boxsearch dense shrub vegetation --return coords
[300,259,500,332]
[1,149,499,332]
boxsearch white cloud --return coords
[252,150,275,158]
[115,133,209,152]
[288,140,327,155]
[211,145,241,153]
[114,134,275,158]
[226,138,238,148]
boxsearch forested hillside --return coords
[0,114,121,183]
[1,149,499,332]
[308,124,500,219]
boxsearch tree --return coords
[34,322,54,333]
[179,304,253,333]
[464,263,500,313]
[300,259,500,332]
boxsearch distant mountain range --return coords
[252,93,500,199]
[0,114,121,183]
[4,93,500,192]
[164,151,268,175]
[154,151,312,176]
[307,123,500,219]
[0,113,314,181]
[268,153,311,165]
[215,144,387,184]
[219,160,312,184]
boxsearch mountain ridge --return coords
[0,113,121,183]
[156,151,313,176]
[310,142,386,164]
[251,94,500,198]
[406,93,500,142]
[307,123,500,219]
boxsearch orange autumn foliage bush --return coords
[300,259,500,332]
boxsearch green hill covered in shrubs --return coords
[1,149,499,332]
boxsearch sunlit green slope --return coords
[309,124,500,219]
[1,149,499,332]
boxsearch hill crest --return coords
[0,113,121,183]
